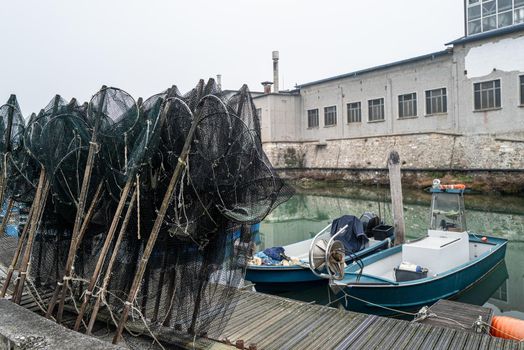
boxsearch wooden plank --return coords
[333,315,378,350]
[217,298,291,341]
[430,327,457,350]
[418,325,445,349]
[247,303,317,346]
[302,313,365,350]
[390,321,422,350]
[488,336,506,350]
[372,319,409,349]
[478,333,494,350]
[257,305,327,349]
[401,323,433,350]
[209,294,278,335]
[449,330,471,350]
[360,317,401,349]
[342,317,388,350]
[465,332,484,350]
[277,310,335,350]
[418,299,493,333]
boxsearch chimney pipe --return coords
[272,51,279,93]
[261,81,273,94]
[216,74,222,90]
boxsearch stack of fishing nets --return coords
[0,79,294,344]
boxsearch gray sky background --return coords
[0,0,464,116]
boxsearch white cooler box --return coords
[401,230,469,276]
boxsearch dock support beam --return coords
[388,150,405,245]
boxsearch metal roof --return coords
[297,49,452,89]
[446,23,524,46]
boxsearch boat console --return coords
[397,180,470,279]
[401,230,469,276]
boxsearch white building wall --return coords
[454,34,524,135]
[299,54,456,142]
[254,30,524,144]
[255,94,301,143]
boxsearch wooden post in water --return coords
[387,150,405,245]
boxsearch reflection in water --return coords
[257,189,524,319]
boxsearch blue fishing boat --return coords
[246,213,393,293]
[309,181,508,315]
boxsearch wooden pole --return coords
[84,188,137,334]
[48,87,106,322]
[112,97,204,344]
[0,199,35,298]
[73,181,134,331]
[0,197,15,237]
[387,150,405,245]
[12,170,50,304]
[45,180,104,319]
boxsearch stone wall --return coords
[263,132,524,193]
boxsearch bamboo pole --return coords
[0,197,15,237]
[151,248,169,323]
[12,169,49,304]
[45,180,104,319]
[47,88,106,321]
[85,188,137,334]
[73,181,134,331]
[388,150,405,245]
[112,97,204,344]
[0,199,35,298]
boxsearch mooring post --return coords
[387,150,405,245]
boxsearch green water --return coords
[257,186,524,319]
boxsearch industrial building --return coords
[251,2,524,192]
[254,3,524,144]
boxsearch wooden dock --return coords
[203,290,522,350]
[1,270,522,350]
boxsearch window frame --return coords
[473,79,502,111]
[347,102,362,123]
[368,98,385,122]
[324,106,337,126]
[398,93,418,119]
[520,75,524,106]
[425,88,448,115]
[466,0,523,34]
[307,108,319,128]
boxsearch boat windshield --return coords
[429,192,467,232]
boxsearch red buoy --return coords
[491,316,524,341]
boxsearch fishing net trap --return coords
[0,79,294,347]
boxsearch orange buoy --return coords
[491,316,524,341]
[440,184,466,190]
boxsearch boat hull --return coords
[246,239,389,293]
[333,235,507,316]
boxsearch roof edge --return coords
[446,23,524,46]
[297,49,452,89]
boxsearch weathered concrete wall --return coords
[300,52,456,142]
[455,33,524,135]
[254,93,301,143]
[0,299,122,350]
[263,132,524,192]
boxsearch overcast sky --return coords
[0,0,464,116]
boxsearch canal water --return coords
[256,185,524,319]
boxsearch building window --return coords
[324,106,337,126]
[347,102,361,123]
[368,98,385,122]
[467,0,524,34]
[474,80,501,110]
[520,76,524,105]
[426,88,448,115]
[307,109,319,128]
[398,93,417,118]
